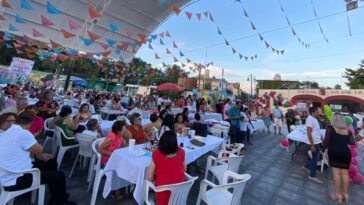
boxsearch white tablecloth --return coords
[286,125,326,145]
[102,135,224,204]
[188,112,223,121]
[100,119,151,135]
[171,108,183,115]
[251,120,266,132]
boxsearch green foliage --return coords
[344,61,364,89]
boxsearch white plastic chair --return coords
[204,154,244,185]
[218,143,244,158]
[100,108,110,120]
[308,150,328,173]
[43,117,55,149]
[152,127,160,140]
[69,133,96,178]
[54,126,80,169]
[89,137,105,205]
[0,166,45,205]
[144,173,198,205]
[142,111,151,119]
[197,171,251,205]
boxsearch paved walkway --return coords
[15,129,364,205]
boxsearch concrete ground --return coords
[14,128,364,205]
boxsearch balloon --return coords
[280,139,289,148]
[352,158,358,166]
[350,147,358,157]
[349,164,358,174]
[324,105,332,120]
[352,173,364,184]
[344,116,353,126]
[203,94,208,101]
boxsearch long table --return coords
[100,119,151,136]
[102,135,224,204]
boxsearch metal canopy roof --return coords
[0,0,193,61]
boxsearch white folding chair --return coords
[69,133,96,178]
[0,166,45,205]
[54,126,80,169]
[308,150,329,173]
[197,171,251,205]
[205,154,244,185]
[100,108,110,120]
[42,117,54,148]
[89,138,105,205]
[218,143,244,158]
[144,173,198,205]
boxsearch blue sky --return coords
[136,0,364,90]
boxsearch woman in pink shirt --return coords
[24,105,44,137]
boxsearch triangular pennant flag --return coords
[61,29,76,39]
[179,51,184,57]
[159,38,165,45]
[20,0,33,10]
[100,43,109,50]
[172,6,181,16]
[47,1,61,14]
[0,14,5,21]
[88,31,101,41]
[13,43,21,48]
[173,41,178,48]
[217,28,222,35]
[239,54,243,59]
[264,41,270,48]
[291,28,296,36]
[114,49,121,55]
[6,43,13,48]
[50,40,62,48]
[67,18,81,30]
[15,14,27,24]
[81,38,94,46]
[209,13,215,22]
[224,39,229,46]
[185,12,193,20]
[258,33,264,41]
[41,15,55,27]
[155,53,160,59]
[162,62,167,67]
[124,29,134,37]
[285,15,291,25]
[250,56,254,60]
[196,13,201,20]
[157,0,167,5]
[173,56,179,62]
[232,48,237,54]
[254,54,258,59]
[3,36,10,41]
[204,11,209,17]
[9,24,18,31]
[109,22,120,32]
[165,31,171,38]
[105,38,117,47]
[159,32,165,38]
[148,43,153,49]
[2,0,11,8]
[166,48,171,54]
[244,56,248,61]
[243,8,249,18]
[4,32,14,38]
[181,63,186,67]
[32,28,43,37]
[272,47,276,53]
[87,4,102,19]
[138,34,147,42]
[250,21,256,30]
[16,49,24,54]
[276,50,280,55]
[187,58,192,63]
[15,40,26,46]
[101,50,112,57]
[68,48,79,56]
[280,50,284,55]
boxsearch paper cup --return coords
[189,130,195,138]
[129,139,136,152]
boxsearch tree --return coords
[344,60,364,89]
[334,84,342,89]
[300,81,319,89]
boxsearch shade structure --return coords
[157,83,184,92]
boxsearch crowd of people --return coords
[0,83,363,204]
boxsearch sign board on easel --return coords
[8,57,35,83]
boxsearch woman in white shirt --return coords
[159,114,175,138]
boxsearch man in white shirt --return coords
[303,107,323,184]
[0,111,76,205]
[223,98,232,120]
[271,104,284,135]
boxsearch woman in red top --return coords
[127,113,151,144]
[98,120,128,167]
[147,130,186,205]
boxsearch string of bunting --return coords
[172,6,257,61]
[276,0,310,49]
[309,0,328,43]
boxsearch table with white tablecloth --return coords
[100,119,150,136]
[102,135,224,205]
[286,125,326,159]
[251,119,266,132]
[188,112,223,122]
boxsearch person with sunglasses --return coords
[127,113,151,144]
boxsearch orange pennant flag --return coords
[136,40,144,47]
[102,50,112,57]
[16,49,23,54]
[138,34,146,42]
[50,40,62,48]
[172,6,181,16]
[0,14,5,21]
[87,4,102,19]
[88,31,100,41]
[61,29,76,39]
[2,0,11,8]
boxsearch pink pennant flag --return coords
[67,18,81,30]
[159,32,165,38]
[100,43,109,50]
[196,13,201,20]
[165,31,171,38]
[209,13,214,22]
[185,12,193,20]
[41,15,55,27]
[124,29,134,37]
[16,49,23,54]
[173,41,178,48]
[32,28,43,37]
[203,11,209,18]
[15,40,26,46]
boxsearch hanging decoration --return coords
[15,14,27,24]
[67,18,81,30]
[2,0,11,9]
[0,15,5,21]
[61,29,77,39]
[47,1,62,14]
[309,0,328,43]
[276,0,310,49]
[41,15,55,27]
[20,0,34,10]
[32,28,44,37]
[88,31,101,41]
[109,22,120,32]
[9,24,19,32]
[81,38,94,46]
[87,4,102,19]
[172,6,181,16]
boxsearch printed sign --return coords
[8,57,35,83]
